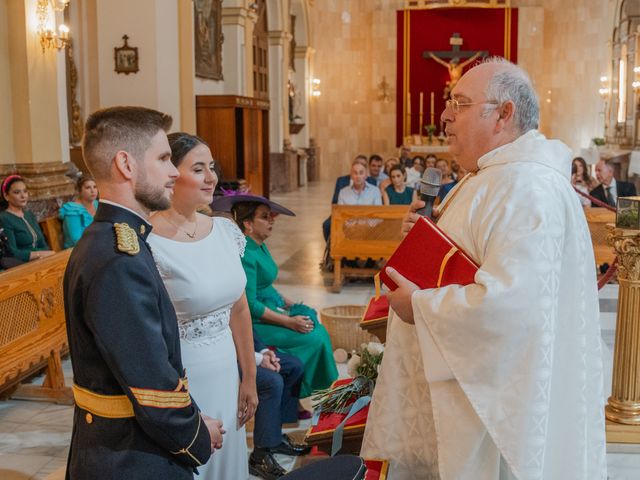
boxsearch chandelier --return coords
[37,0,71,52]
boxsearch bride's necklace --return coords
[164,214,197,239]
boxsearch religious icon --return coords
[194,0,223,80]
[114,35,139,75]
[424,33,488,99]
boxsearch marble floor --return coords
[0,180,638,479]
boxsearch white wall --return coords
[94,0,181,127]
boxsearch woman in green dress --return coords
[212,194,338,400]
[0,175,55,264]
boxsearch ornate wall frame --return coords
[194,0,224,80]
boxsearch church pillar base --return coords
[606,420,640,444]
[0,162,75,221]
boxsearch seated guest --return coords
[214,195,338,400]
[425,154,437,169]
[368,154,388,186]
[399,146,413,169]
[379,157,400,191]
[324,155,376,242]
[590,159,637,207]
[571,157,597,207]
[382,165,417,205]
[405,156,425,189]
[59,176,98,248]
[330,155,375,204]
[450,158,462,180]
[0,175,55,262]
[436,157,458,202]
[338,159,383,205]
[250,328,310,479]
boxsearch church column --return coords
[221,6,251,96]
[605,225,640,442]
[290,45,313,149]
[268,29,291,153]
[4,0,74,217]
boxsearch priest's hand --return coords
[386,267,419,324]
[402,199,425,237]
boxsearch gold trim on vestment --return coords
[72,384,135,418]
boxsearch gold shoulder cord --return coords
[171,414,204,466]
[114,223,140,255]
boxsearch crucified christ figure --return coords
[428,51,482,98]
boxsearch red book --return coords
[379,216,479,291]
[360,295,389,324]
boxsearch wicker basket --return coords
[320,305,376,352]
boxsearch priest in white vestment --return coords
[361,59,607,480]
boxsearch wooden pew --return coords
[583,207,616,268]
[330,205,406,292]
[0,249,72,404]
[38,216,64,252]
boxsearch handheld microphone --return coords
[416,167,442,219]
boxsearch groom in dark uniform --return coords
[64,106,223,479]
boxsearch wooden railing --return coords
[0,249,72,404]
[330,205,407,292]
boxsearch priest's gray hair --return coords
[481,57,539,134]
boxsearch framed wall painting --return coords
[194,0,223,80]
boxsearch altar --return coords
[403,138,452,160]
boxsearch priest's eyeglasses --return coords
[445,98,500,114]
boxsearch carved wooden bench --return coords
[583,207,616,268]
[0,249,72,404]
[330,205,406,292]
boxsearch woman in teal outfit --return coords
[213,194,338,400]
[0,175,55,263]
[59,176,98,248]
[382,164,417,205]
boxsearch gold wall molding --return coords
[405,0,510,9]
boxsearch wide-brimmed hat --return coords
[210,193,295,216]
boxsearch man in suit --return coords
[64,106,222,479]
[590,159,636,207]
[249,329,310,479]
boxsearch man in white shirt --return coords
[337,160,382,205]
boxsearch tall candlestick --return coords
[407,92,411,115]
[430,91,435,125]
[420,92,424,115]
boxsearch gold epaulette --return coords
[114,222,140,255]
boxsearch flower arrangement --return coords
[592,137,606,147]
[312,342,384,414]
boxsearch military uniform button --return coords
[85,413,93,424]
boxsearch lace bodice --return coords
[149,216,247,346]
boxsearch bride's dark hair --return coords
[167,132,209,167]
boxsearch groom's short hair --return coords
[82,106,173,181]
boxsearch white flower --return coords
[347,354,361,377]
[366,342,384,356]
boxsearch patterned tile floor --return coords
[0,181,638,479]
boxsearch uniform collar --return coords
[94,201,153,241]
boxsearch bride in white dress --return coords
[148,132,258,479]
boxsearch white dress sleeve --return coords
[216,216,247,258]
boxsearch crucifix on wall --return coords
[423,33,488,99]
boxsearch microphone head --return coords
[420,167,442,197]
